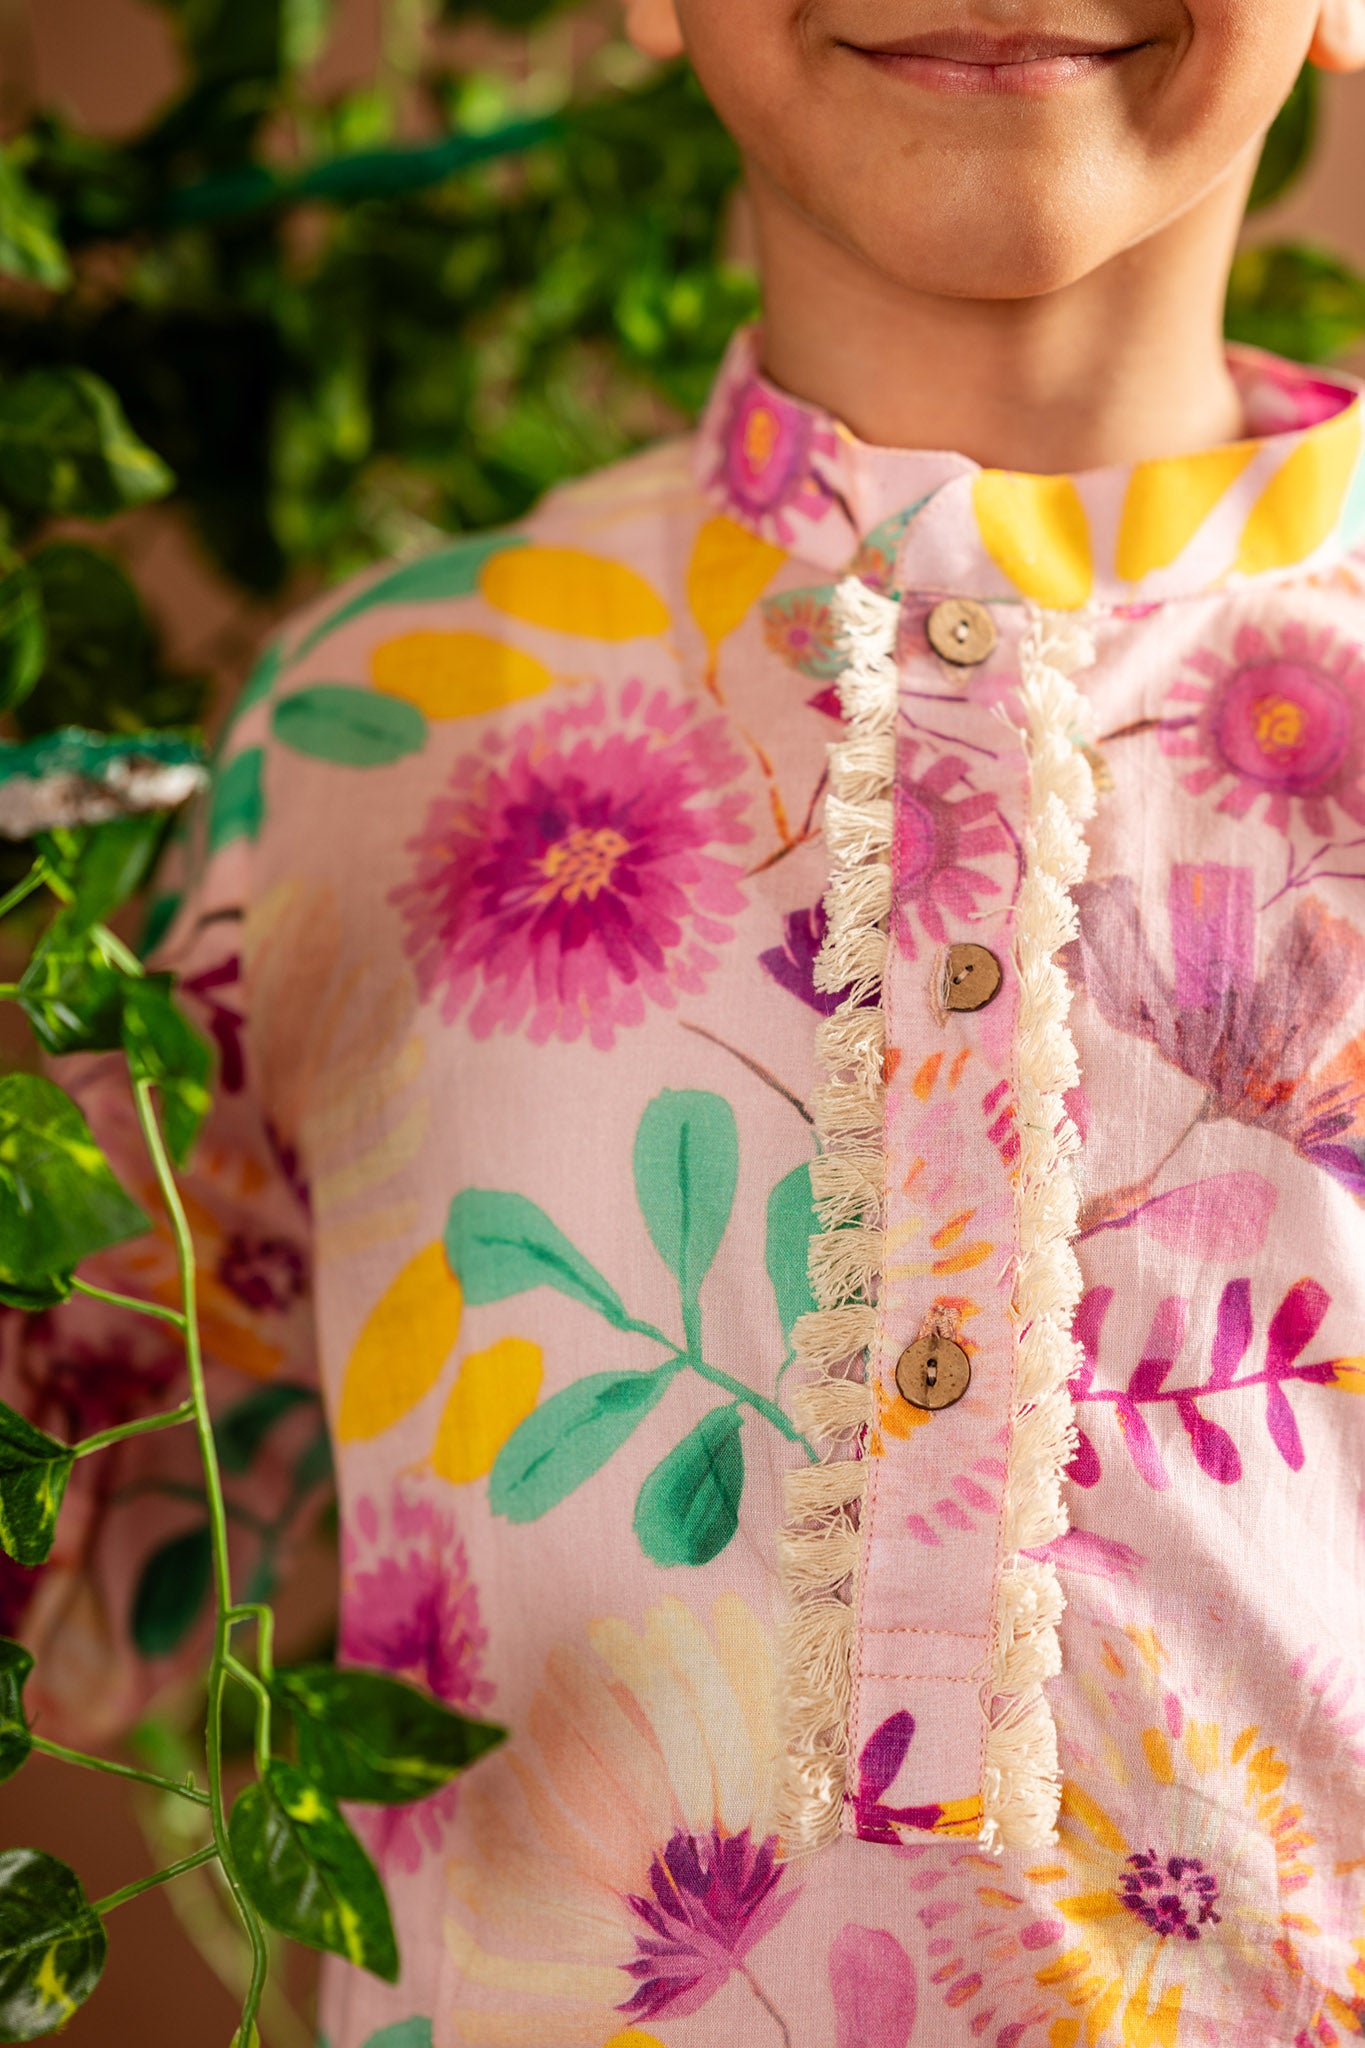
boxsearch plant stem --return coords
[0,983,18,1000]
[224,1655,273,1779]
[30,1736,210,1806]
[71,1276,187,1329]
[72,1401,196,1460]
[228,1605,276,1686]
[131,1078,270,2039]
[690,1357,816,1457]
[0,863,47,922]
[94,921,145,979]
[94,1843,220,1917]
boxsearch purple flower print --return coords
[849,1712,950,1845]
[893,742,1013,960]
[709,374,839,544]
[341,1481,493,1873]
[1067,864,1365,1198]
[618,1827,796,2024]
[1161,619,1365,836]
[760,901,881,1016]
[391,683,752,1050]
[217,1233,306,1314]
[1068,1274,1345,1491]
[181,954,246,1094]
[1119,1851,1221,1939]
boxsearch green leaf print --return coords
[272,685,427,767]
[765,1162,818,1348]
[0,1849,106,2041]
[208,746,265,850]
[357,2023,433,2048]
[633,1090,738,1347]
[445,1189,631,1326]
[292,533,526,659]
[490,1368,674,1524]
[633,1403,745,1567]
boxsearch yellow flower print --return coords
[909,1626,1362,2048]
[444,1595,799,2047]
[245,879,429,1265]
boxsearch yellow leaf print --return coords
[479,546,669,640]
[603,2034,668,2048]
[372,631,551,718]
[337,1241,462,1443]
[973,470,1093,609]
[430,1336,543,1484]
[686,515,786,659]
[1236,402,1363,578]
[1116,443,1259,583]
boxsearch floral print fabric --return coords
[6,326,1365,2047]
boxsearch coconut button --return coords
[943,942,1003,1013]
[926,597,998,667]
[895,1335,972,1412]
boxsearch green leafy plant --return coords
[0,825,503,2041]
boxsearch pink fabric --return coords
[7,328,1365,2047]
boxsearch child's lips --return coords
[846,32,1144,95]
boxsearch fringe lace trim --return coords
[980,608,1098,1852]
[777,577,898,1852]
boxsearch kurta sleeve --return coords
[0,676,326,1747]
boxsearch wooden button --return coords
[943,942,1002,1013]
[896,1335,972,1411]
[927,597,998,667]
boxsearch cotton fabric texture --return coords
[7,326,1365,2048]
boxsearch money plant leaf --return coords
[0,1641,34,1783]
[0,1076,148,1303]
[119,974,212,1165]
[0,1849,106,2041]
[228,1762,399,1982]
[0,1404,73,1570]
[273,1664,504,1804]
[0,371,172,520]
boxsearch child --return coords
[13,4,1365,2043]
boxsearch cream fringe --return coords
[980,607,1098,1852]
[777,577,897,1852]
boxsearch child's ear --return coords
[623,0,685,58]
[1309,0,1365,70]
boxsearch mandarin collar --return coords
[694,325,1365,610]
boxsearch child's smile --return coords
[840,24,1151,96]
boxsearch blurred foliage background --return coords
[0,2,1361,776]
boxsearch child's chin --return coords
[845,205,1134,304]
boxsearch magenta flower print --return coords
[1161,619,1365,836]
[618,1828,796,2025]
[709,373,839,544]
[892,740,1013,959]
[391,683,752,1050]
[341,1479,492,1873]
[1067,1273,1350,1493]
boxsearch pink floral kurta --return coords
[9,328,1365,2048]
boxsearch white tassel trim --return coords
[980,606,1098,1854]
[778,577,898,1853]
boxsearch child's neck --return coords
[751,168,1252,475]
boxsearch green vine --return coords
[0,841,504,2041]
